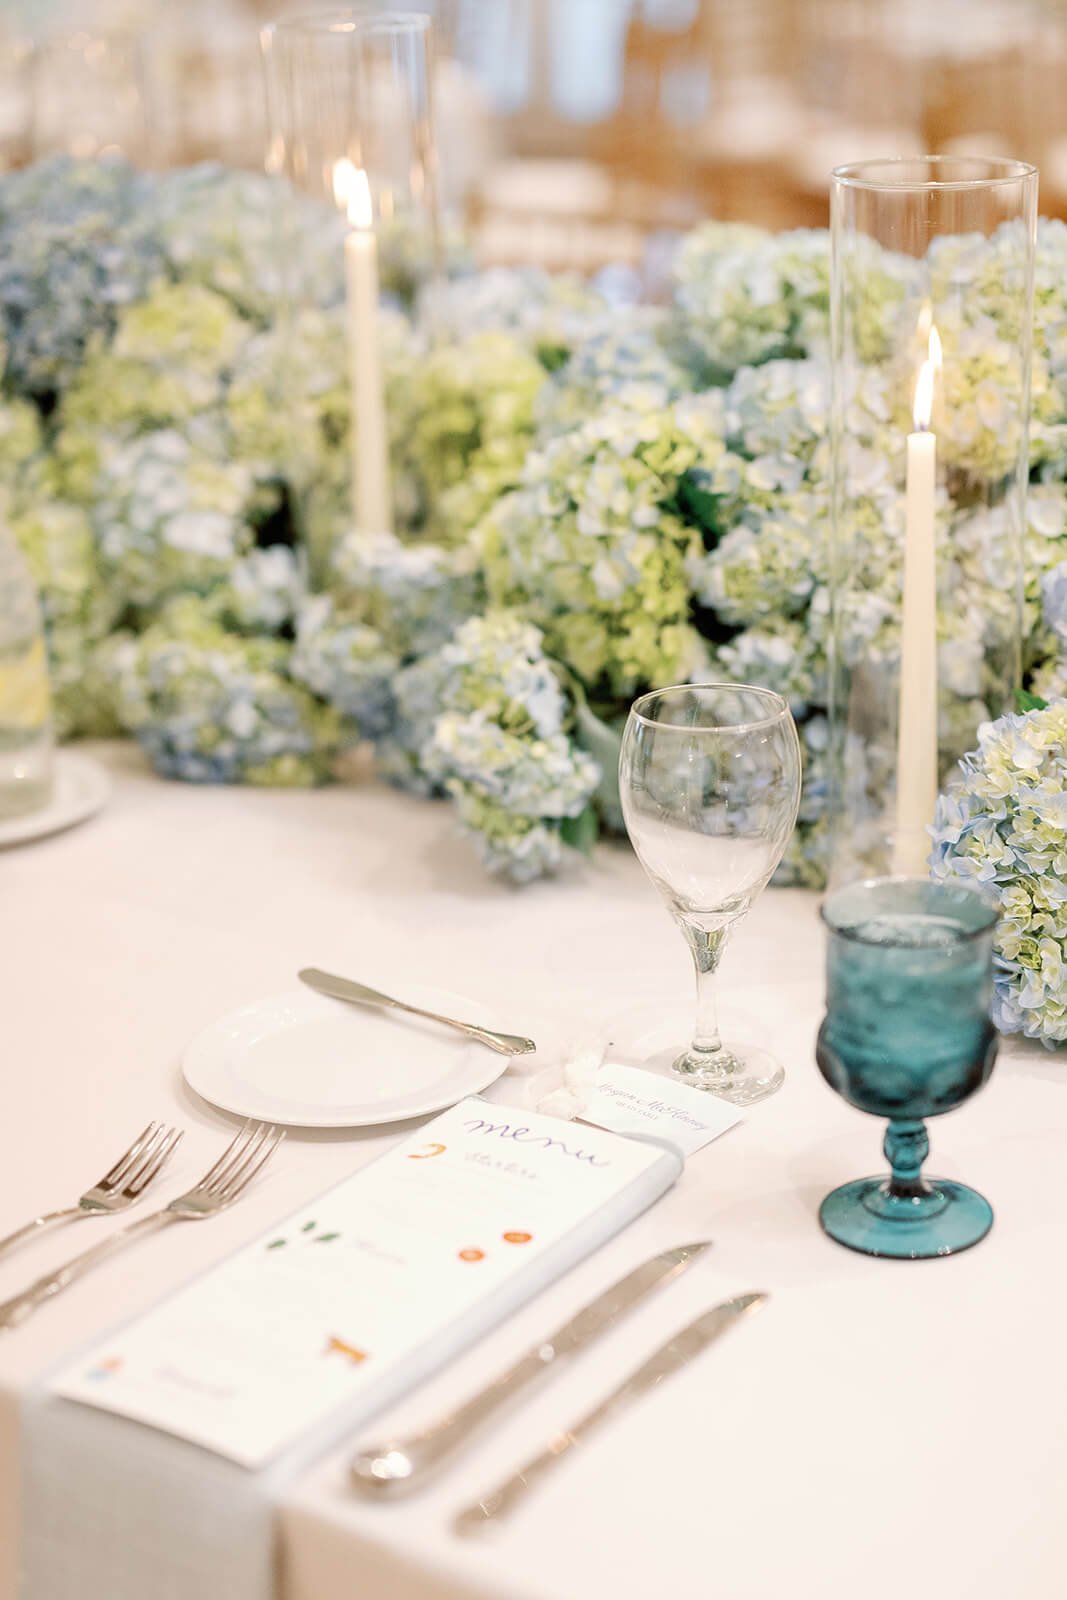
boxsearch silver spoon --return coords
[298,968,536,1057]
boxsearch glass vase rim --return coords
[831,155,1037,193]
[267,7,432,40]
[628,682,792,735]
[820,874,1000,946]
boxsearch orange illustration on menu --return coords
[325,1336,368,1364]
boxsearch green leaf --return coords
[571,698,625,833]
[675,469,725,545]
[1016,690,1049,713]
[561,805,599,857]
[301,1220,316,1232]
[315,1232,341,1243]
[266,1239,286,1250]
[537,342,570,374]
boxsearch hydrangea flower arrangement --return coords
[931,699,1067,1046]
[5,158,1067,1018]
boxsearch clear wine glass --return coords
[619,683,802,1105]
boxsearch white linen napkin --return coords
[19,1107,681,1600]
[22,1385,281,1600]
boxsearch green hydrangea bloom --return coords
[479,397,740,698]
[151,164,342,323]
[697,500,820,626]
[62,281,252,436]
[0,396,43,483]
[11,498,122,737]
[446,789,574,884]
[386,612,599,882]
[399,331,548,546]
[92,429,256,611]
[536,309,690,434]
[330,531,482,660]
[932,702,1067,1046]
[109,595,344,785]
[201,546,306,636]
[289,592,398,737]
[226,310,345,471]
[672,225,842,379]
[418,267,606,369]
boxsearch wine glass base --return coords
[819,1176,993,1259]
[671,1045,785,1106]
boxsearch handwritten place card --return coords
[579,1064,743,1156]
[51,1099,682,1467]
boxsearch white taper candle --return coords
[893,329,941,875]
[334,160,392,537]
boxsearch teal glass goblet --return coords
[816,877,999,1259]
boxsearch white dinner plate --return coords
[0,750,110,849]
[182,985,515,1128]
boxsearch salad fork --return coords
[0,1121,284,1332]
[0,1122,183,1261]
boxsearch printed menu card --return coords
[51,1098,682,1466]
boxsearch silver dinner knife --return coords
[350,1241,713,1496]
[298,967,536,1057]
[453,1291,767,1535]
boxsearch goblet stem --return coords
[677,921,734,1078]
[883,1118,931,1200]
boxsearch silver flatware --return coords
[0,1121,284,1332]
[298,967,536,1058]
[0,1122,183,1261]
[351,1240,713,1497]
[454,1291,768,1535]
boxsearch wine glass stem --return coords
[884,1118,931,1199]
[687,925,729,1065]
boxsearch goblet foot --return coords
[819,1176,993,1259]
[671,1044,784,1106]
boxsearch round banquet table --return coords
[1,743,1065,1600]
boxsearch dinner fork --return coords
[0,1121,284,1332]
[0,1122,183,1261]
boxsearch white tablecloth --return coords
[2,743,1065,1600]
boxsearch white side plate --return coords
[0,751,110,849]
[182,986,515,1128]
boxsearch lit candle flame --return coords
[331,158,373,230]
[912,325,942,432]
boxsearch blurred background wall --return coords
[2,0,1064,271]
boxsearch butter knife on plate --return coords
[298,967,536,1058]
[351,1241,713,1496]
[453,1291,767,1535]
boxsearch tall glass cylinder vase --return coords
[261,10,440,574]
[828,157,1037,885]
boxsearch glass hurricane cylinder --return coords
[828,157,1036,885]
[261,10,440,571]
